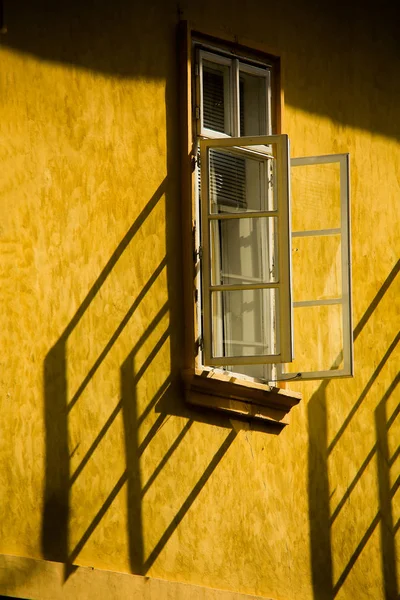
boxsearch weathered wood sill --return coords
[182,368,302,426]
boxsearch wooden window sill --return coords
[182,368,301,426]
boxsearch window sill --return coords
[182,368,301,426]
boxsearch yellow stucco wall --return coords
[0,2,399,599]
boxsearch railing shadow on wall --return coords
[42,179,168,574]
[0,0,396,594]
[42,165,283,581]
[308,258,400,600]
[26,0,286,580]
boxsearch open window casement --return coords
[278,153,353,380]
[199,134,293,367]
[198,138,353,380]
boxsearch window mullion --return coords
[266,69,272,134]
[196,48,202,137]
[232,59,240,137]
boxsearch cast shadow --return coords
[42,180,170,574]
[38,5,282,578]
[308,259,400,600]
[1,0,400,141]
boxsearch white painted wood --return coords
[277,153,353,380]
[200,134,292,367]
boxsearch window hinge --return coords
[195,106,200,120]
[195,63,199,77]
[191,153,199,171]
[194,288,199,303]
[195,246,203,261]
[191,147,200,171]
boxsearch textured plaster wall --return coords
[0,2,399,600]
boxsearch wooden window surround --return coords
[179,21,301,426]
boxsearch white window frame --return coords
[200,135,293,367]
[197,48,272,140]
[277,153,353,380]
[193,42,354,382]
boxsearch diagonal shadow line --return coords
[394,519,400,536]
[330,445,376,524]
[68,309,170,487]
[137,377,171,427]
[389,446,400,468]
[66,301,170,564]
[126,304,169,363]
[391,475,400,499]
[142,430,237,573]
[133,328,170,385]
[311,259,400,403]
[308,261,400,600]
[69,471,128,565]
[42,182,166,573]
[333,513,381,597]
[59,181,166,342]
[353,260,400,342]
[141,420,193,498]
[70,400,123,486]
[328,332,400,454]
[138,414,167,458]
[331,374,400,523]
[67,259,166,413]
[386,374,400,429]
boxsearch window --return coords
[199,135,292,378]
[180,27,353,420]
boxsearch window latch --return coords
[194,246,203,261]
[196,337,204,352]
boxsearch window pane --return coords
[210,217,278,285]
[227,363,271,381]
[292,234,342,302]
[239,70,268,136]
[284,304,344,373]
[291,162,341,231]
[208,147,276,214]
[209,148,246,210]
[203,61,231,134]
[211,289,279,358]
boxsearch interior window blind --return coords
[203,66,225,132]
[202,62,247,210]
[209,149,246,209]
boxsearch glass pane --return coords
[202,61,231,134]
[291,162,341,231]
[239,69,268,136]
[209,147,276,214]
[210,217,278,285]
[284,304,344,373]
[211,289,279,358]
[292,234,342,302]
[227,363,270,381]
